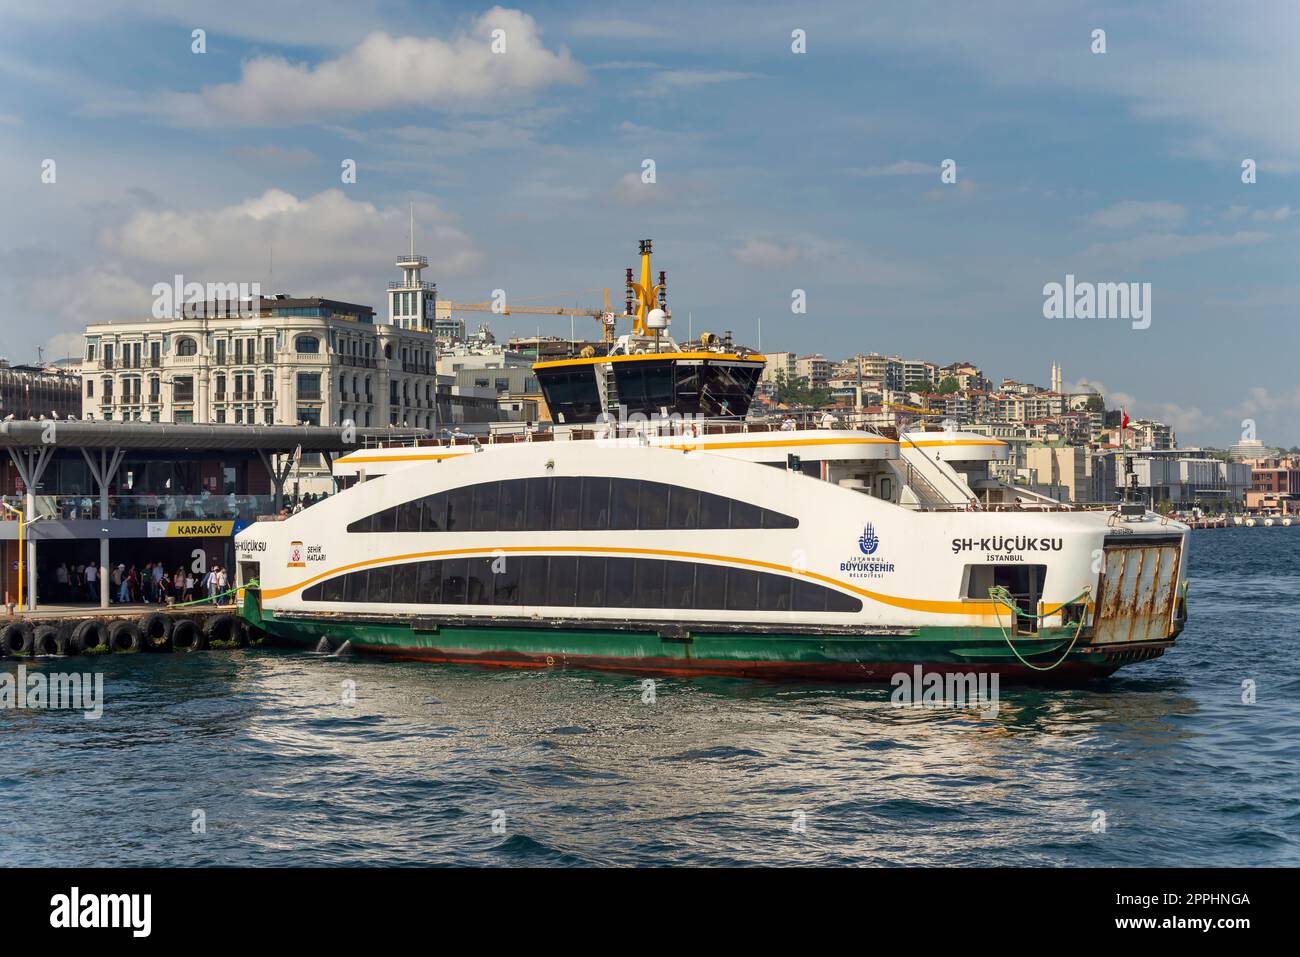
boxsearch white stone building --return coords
[81,254,447,430]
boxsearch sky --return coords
[0,0,1297,447]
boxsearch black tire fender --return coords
[106,619,144,654]
[0,621,35,657]
[70,619,108,654]
[171,618,206,651]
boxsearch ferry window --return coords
[417,560,441,604]
[792,578,828,613]
[758,573,793,611]
[441,558,468,604]
[525,478,553,531]
[674,365,701,408]
[397,498,422,533]
[493,558,521,604]
[535,368,602,424]
[549,555,579,606]
[344,568,369,603]
[762,507,798,529]
[577,557,607,606]
[698,364,759,418]
[638,487,667,530]
[552,477,582,529]
[466,558,492,604]
[320,575,345,603]
[613,361,675,415]
[349,477,799,534]
[695,562,726,604]
[610,478,639,528]
[422,492,446,532]
[730,499,761,529]
[446,486,473,531]
[471,481,500,532]
[304,557,863,613]
[668,487,700,529]
[604,559,635,607]
[579,477,611,530]
[392,561,419,604]
[519,555,549,605]
[698,492,730,528]
[665,560,696,608]
[498,479,527,531]
[633,559,667,607]
[368,564,393,604]
[726,568,760,610]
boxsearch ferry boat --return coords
[234,241,1189,682]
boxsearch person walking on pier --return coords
[152,562,165,603]
[84,561,97,602]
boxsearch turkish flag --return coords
[1120,409,1130,430]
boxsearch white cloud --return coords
[644,70,755,96]
[611,172,659,207]
[30,265,154,341]
[1252,205,1292,222]
[1075,378,1213,437]
[732,240,801,268]
[101,188,483,280]
[1076,230,1269,267]
[228,144,319,168]
[91,8,583,126]
[1088,201,1186,230]
[569,19,669,39]
[855,160,933,177]
[923,179,977,201]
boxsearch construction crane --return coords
[443,288,617,343]
[883,401,945,416]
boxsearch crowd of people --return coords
[45,561,234,606]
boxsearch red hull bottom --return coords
[360,643,1128,685]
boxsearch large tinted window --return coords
[609,359,759,419]
[535,367,603,424]
[304,557,860,613]
[349,477,797,533]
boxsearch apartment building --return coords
[795,354,831,389]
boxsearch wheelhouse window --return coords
[534,366,603,424]
[303,555,860,613]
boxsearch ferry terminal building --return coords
[0,421,427,610]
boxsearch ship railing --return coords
[354,411,894,451]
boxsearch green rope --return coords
[986,585,1092,672]
[171,586,241,609]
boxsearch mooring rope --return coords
[986,584,1091,672]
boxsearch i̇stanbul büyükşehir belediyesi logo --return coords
[859,523,879,555]
[843,523,895,579]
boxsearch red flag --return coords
[1120,408,1129,430]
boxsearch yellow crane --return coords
[444,289,616,343]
